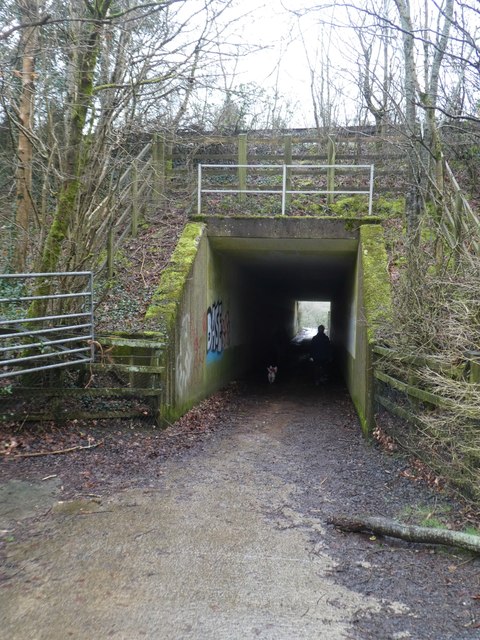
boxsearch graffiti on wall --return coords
[176,313,193,398]
[206,300,230,363]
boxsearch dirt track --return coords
[1,381,479,639]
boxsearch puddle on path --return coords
[0,478,61,529]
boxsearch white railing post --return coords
[197,164,202,215]
[282,164,287,215]
[368,165,375,216]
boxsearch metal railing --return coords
[197,164,375,215]
[0,272,94,379]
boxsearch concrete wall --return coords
[146,222,256,423]
[203,244,254,397]
[145,222,207,421]
[342,225,391,435]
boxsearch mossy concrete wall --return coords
[145,222,206,422]
[145,222,254,424]
[343,225,391,435]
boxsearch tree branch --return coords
[328,515,480,554]
[0,14,51,40]
[3,440,103,458]
[0,1,183,40]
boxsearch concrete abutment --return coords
[145,216,391,433]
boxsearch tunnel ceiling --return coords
[209,236,358,299]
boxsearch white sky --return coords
[218,0,361,127]
[210,0,479,128]
[232,1,322,126]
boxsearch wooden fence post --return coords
[327,137,336,206]
[454,190,464,266]
[471,361,480,384]
[466,351,480,383]
[152,133,166,202]
[284,134,292,211]
[238,133,247,203]
[166,139,173,176]
[435,156,444,193]
[107,223,114,279]
[131,161,138,238]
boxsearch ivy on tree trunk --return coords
[31,1,112,315]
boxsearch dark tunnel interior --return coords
[208,236,359,383]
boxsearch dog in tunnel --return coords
[267,365,278,383]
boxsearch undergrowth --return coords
[377,216,480,504]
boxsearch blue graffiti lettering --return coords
[207,301,224,363]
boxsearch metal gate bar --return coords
[0,272,94,379]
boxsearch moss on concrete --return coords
[360,225,392,343]
[191,214,384,224]
[145,223,205,331]
[329,195,369,216]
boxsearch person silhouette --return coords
[310,325,332,384]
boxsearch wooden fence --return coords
[99,129,477,273]
[169,130,409,195]
[436,159,480,261]
[373,345,479,413]
[373,345,480,499]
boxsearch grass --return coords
[399,504,453,528]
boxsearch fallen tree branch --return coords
[3,441,103,459]
[328,515,480,554]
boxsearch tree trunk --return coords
[14,0,39,273]
[394,0,422,243]
[30,1,111,315]
[422,0,453,191]
[35,5,108,266]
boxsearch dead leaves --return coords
[398,458,445,490]
[373,423,445,490]
[373,425,397,452]
[0,426,101,459]
[0,384,239,499]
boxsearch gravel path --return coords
[1,381,479,639]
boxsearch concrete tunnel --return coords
[154,217,390,434]
[207,234,354,373]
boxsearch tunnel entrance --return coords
[206,221,359,388]
[164,217,388,433]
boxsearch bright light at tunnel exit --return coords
[295,301,331,339]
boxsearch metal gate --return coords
[0,272,94,379]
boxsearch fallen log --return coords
[328,515,480,554]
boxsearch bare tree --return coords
[298,19,345,132]
[0,0,242,285]
[353,0,397,136]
